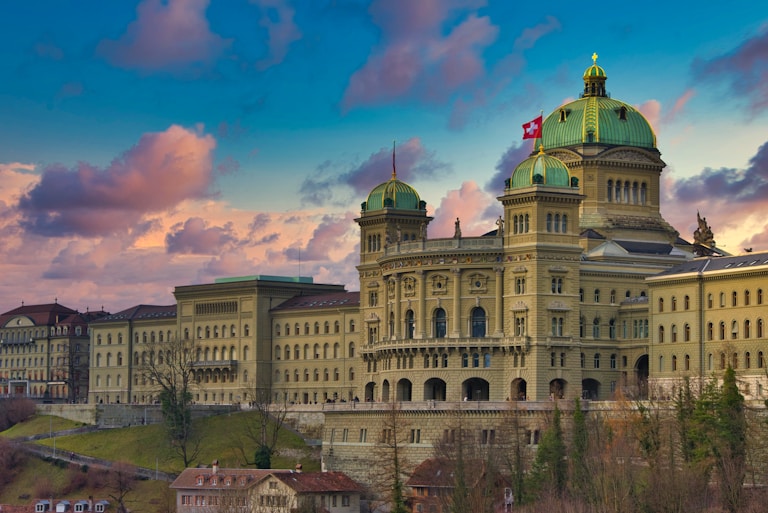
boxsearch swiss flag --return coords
[522,115,543,139]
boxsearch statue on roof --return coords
[454,218,462,239]
[693,211,715,248]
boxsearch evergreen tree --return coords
[716,366,746,513]
[529,404,566,497]
[569,398,591,502]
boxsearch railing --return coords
[192,359,238,368]
[384,237,503,256]
[362,336,530,352]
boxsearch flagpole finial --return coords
[592,52,598,64]
[392,140,397,179]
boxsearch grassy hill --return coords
[1,410,320,511]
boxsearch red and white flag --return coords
[522,115,542,139]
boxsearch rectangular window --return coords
[342,428,348,442]
[342,495,350,507]
[359,428,367,442]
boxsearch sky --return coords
[1,0,768,315]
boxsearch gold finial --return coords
[538,144,545,154]
[592,52,598,64]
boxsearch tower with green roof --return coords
[355,151,432,345]
[538,54,678,245]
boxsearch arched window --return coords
[594,353,600,369]
[685,354,690,371]
[658,325,665,343]
[275,346,282,360]
[593,318,600,338]
[684,323,690,342]
[607,180,613,202]
[658,298,664,312]
[471,308,486,337]
[707,294,713,308]
[745,320,751,339]
[719,322,726,340]
[758,319,764,338]
[461,353,468,368]
[546,213,552,232]
[472,353,480,367]
[671,296,677,311]
[746,352,751,368]
[671,324,677,342]
[594,289,600,303]
[759,289,764,305]
[434,308,447,338]
[324,321,329,334]
[554,214,560,233]
[349,342,355,357]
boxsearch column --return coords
[451,267,461,337]
[393,274,401,339]
[494,266,504,336]
[417,270,427,339]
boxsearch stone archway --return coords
[365,381,377,402]
[635,354,649,399]
[396,379,412,401]
[549,378,567,399]
[462,378,490,401]
[511,378,527,400]
[381,380,390,402]
[424,378,447,401]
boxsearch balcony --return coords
[192,359,238,369]
[361,336,530,353]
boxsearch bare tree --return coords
[369,401,410,513]
[140,333,200,467]
[107,461,137,513]
[238,381,289,469]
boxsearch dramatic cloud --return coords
[299,138,450,206]
[693,27,768,113]
[636,99,661,133]
[252,0,302,70]
[485,142,533,193]
[341,0,498,110]
[97,0,230,73]
[166,217,239,255]
[664,140,768,252]
[18,125,216,237]
[429,181,498,238]
[283,213,357,261]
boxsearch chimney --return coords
[212,460,219,475]
[295,463,302,473]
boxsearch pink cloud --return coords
[341,0,498,110]
[252,0,302,70]
[663,139,768,252]
[97,0,230,73]
[664,89,696,123]
[18,125,216,237]
[284,213,357,261]
[429,181,498,238]
[636,99,661,133]
[166,217,239,255]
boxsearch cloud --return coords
[251,0,302,70]
[692,27,768,113]
[663,140,768,252]
[97,0,230,74]
[429,181,498,238]
[165,217,239,255]
[18,125,217,237]
[636,99,661,133]
[299,137,450,206]
[512,15,561,51]
[283,213,357,261]
[664,89,696,123]
[485,142,533,193]
[341,0,498,110]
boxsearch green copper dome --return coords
[510,147,571,188]
[363,176,423,212]
[540,54,656,150]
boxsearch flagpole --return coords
[535,109,543,152]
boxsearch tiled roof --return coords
[271,471,363,493]
[0,302,79,327]
[271,292,360,312]
[91,304,176,324]
[406,458,455,488]
[170,468,286,490]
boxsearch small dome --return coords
[510,147,571,188]
[363,177,423,212]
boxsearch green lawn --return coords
[32,410,319,474]
[1,415,86,439]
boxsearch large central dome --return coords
[541,55,656,150]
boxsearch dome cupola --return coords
[509,146,572,189]
[361,143,425,212]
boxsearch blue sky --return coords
[1,0,767,313]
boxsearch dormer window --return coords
[618,106,627,121]
[196,476,204,486]
[211,477,217,485]
[559,109,567,122]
